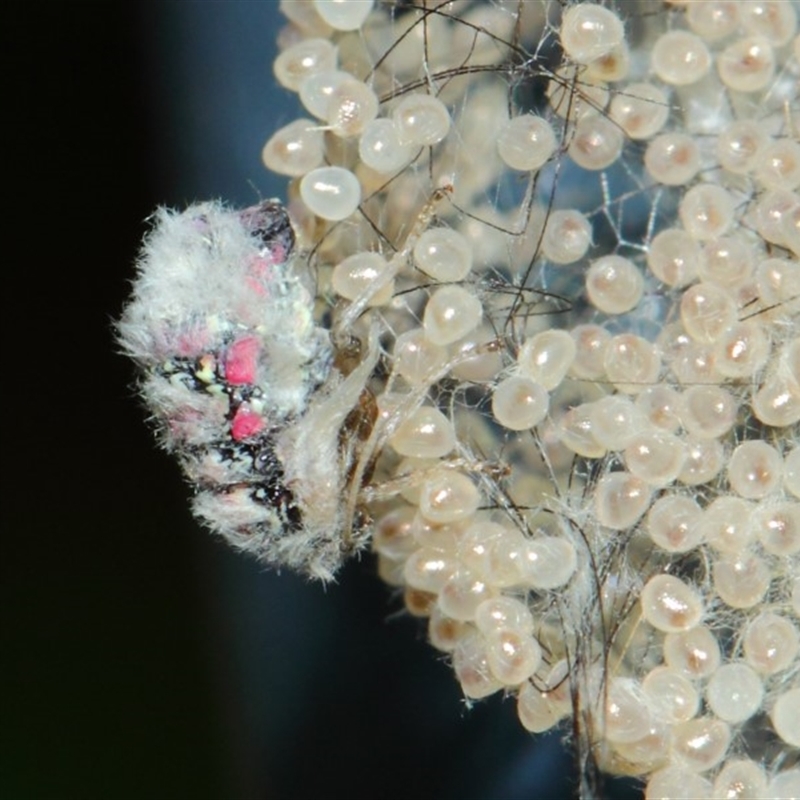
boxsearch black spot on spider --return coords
[239,200,296,260]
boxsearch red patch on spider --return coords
[231,406,265,441]
[224,336,260,384]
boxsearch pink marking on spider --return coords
[231,406,265,441]
[174,325,214,358]
[244,255,281,297]
[167,408,206,442]
[224,336,260,384]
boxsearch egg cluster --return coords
[265,1,798,796]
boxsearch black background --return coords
[3,4,638,799]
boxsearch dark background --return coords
[3,4,637,799]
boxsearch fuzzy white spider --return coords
[118,199,379,580]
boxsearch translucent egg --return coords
[392,329,449,385]
[644,133,701,186]
[608,725,668,773]
[752,374,800,427]
[716,119,769,174]
[678,437,725,485]
[755,257,800,316]
[480,529,530,588]
[560,3,624,64]
[325,77,378,137]
[518,537,577,590]
[585,40,630,82]
[485,628,542,685]
[449,326,504,383]
[279,0,333,36]
[769,769,800,800]
[331,251,394,305]
[594,471,652,529]
[671,341,720,386]
[752,501,800,556]
[536,660,574,716]
[589,395,646,449]
[457,521,502,579]
[410,513,466,552]
[754,139,800,191]
[646,228,700,287]
[624,430,686,486]
[273,37,337,91]
[717,36,776,92]
[680,385,738,439]
[641,574,703,633]
[299,166,361,220]
[714,321,770,378]
[392,93,451,146]
[372,506,417,559]
[642,666,699,724]
[706,662,764,723]
[783,202,800,256]
[475,596,534,636]
[585,255,644,314]
[712,760,768,800]
[686,1,740,42]
[517,680,567,733]
[646,767,712,800]
[428,605,472,653]
[635,385,682,432]
[517,330,576,390]
[698,234,756,288]
[568,113,624,171]
[672,718,730,772]
[557,404,606,458]
[358,118,416,173]
[743,612,800,674]
[491,376,549,431]
[712,551,771,609]
[771,688,800,748]
[753,190,799,247]
[664,626,721,679]
[313,0,374,31]
[569,324,611,379]
[678,184,736,241]
[413,228,473,282]
[419,471,480,524]
[603,334,661,394]
[657,324,694,372]
[699,496,755,554]
[438,570,496,621]
[405,588,436,618]
[261,118,325,177]
[497,114,557,171]
[741,1,799,46]
[727,440,783,499]
[609,82,669,140]
[646,495,703,553]
[389,406,455,458]
[651,31,712,85]
[680,282,738,343]
[422,286,482,346]
[392,456,438,506]
[785,448,800,498]
[452,633,503,699]
[602,677,654,743]
[377,552,407,587]
[541,209,592,264]
[299,69,352,119]
[403,548,458,593]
